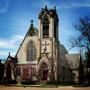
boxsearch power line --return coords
[67,34,84,52]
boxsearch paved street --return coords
[0,85,90,90]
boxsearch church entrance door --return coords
[42,69,48,80]
[39,62,48,81]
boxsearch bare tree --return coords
[70,16,90,85]
[71,17,90,53]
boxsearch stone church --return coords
[3,6,83,84]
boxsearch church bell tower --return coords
[37,6,59,81]
[38,6,59,40]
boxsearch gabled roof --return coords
[60,44,68,54]
[5,53,17,65]
[15,21,38,57]
[27,20,38,36]
[66,54,80,70]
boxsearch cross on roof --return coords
[8,52,10,56]
[31,20,34,24]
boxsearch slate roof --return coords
[27,21,38,36]
[60,44,68,54]
[5,53,17,66]
[66,54,80,70]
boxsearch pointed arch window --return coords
[27,40,36,61]
[42,16,49,38]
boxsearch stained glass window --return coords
[27,40,36,61]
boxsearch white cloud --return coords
[0,51,15,56]
[0,35,24,49]
[0,50,16,59]
[0,34,24,58]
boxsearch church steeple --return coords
[45,5,48,10]
[38,6,59,40]
[30,20,34,28]
[27,20,38,36]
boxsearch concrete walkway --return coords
[0,85,90,90]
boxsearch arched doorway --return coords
[6,64,11,80]
[39,62,48,81]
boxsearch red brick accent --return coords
[17,64,36,80]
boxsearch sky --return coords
[0,0,90,59]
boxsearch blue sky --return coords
[0,0,90,59]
